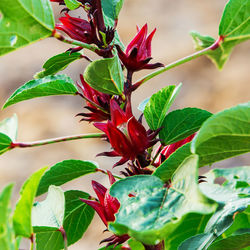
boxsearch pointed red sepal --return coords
[80,198,108,226]
[110,99,127,126]
[107,170,116,185]
[127,117,149,153]
[94,122,108,134]
[92,181,107,206]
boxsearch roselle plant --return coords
[0,0,249,249]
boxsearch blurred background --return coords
[0,0,249,249]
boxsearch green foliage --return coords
[190,0,250,69]
[109,155,216,245]
[219,0,250,39]
[159,108,212,145]
[3,75,78,109]
[0,114,18,155]
[208,231,250,250]
[191,102,250,166]
[35,189,94,249]
[0,0,54,56]
[164,213,211,250]
[34,52,82,78]
[37,160,98,196]
[32,186,65,229]
[84,54,124,95]
[179,166,250,249]
[0,184,16,250]
[63,190,94,245]
[153,143,192,182]
[128,238,145,250]
[144,84,181,130]
[101,0,125,49]
[64,0,82,10]
[13,167,47,238]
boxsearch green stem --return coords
[10,133,105,149]
[52,30,99,53]
[133,37,222,89]
[59,227,68,250]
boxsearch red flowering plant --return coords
[0,0,249,250]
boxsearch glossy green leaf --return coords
[159,108,212,145]
[190,31,244,69]
[32,186,65,229]
[34,52,82,79]
[191,102,250,166]
[109,155,216,245]
[222,206,250,237]
[3,75,78,109]
[98,245,123,250]
[84,54,124,95]
[101,0,125,49]
[0,114,18,156]
[0,114,18,141]
[0,184,16,250]
[153,143,192,182]
[219,0,250,39]
[37,160,98,196]
[0,0,54,56]
[35,190,94,249]
[13,167,47,238]
[164,213,210,250]
[101,0,124,20]
[36,231,63,250]
[128,238,145,250]
[144,84,182,130]
[179,167,250,250]
[208,232,250,250]
[64,0,81,10]
[190,0,250,69]
[63,190,94,245]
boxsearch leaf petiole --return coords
[10,133,105,149]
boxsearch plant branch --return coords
[133,37,223,90]
[10,133,105,149]
[59,227,68,250]
[52,30,99,53]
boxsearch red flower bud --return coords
[154,134,196,167]
[56,13,97,44]
[94,100,158,167]
[80,173,129,247]
[116,24,164,72]
[77,75,110,122]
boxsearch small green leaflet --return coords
[0,184,16,249]
[0,0,54,56]
[35,190,94,249]
[190,0,250,69]
[36,160,98,196]
[0,114,18,155]
[144,84,182,130]
[159,107,212,145]
[32,186,65,229]
[84,54,124,95]
[179,166,250,250]
[191,102,250,166]
[109,155,216,245]
[13,167,47,238]
[3,75,78,109]
[34,52,82,79]
[101,0,125,49]
[208,231,250,250]
[64,0,82,10]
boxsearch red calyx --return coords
[94,99,158,167]
[116,24,164,72]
